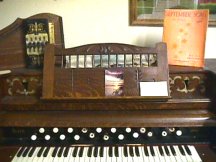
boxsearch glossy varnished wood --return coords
[0,13,64,70]
[0,109,215,127]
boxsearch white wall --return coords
[0,0,215,58]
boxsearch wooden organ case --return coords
[0,14,216,162]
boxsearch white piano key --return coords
[132,146,142,162]
[28,147,40,162]
[188,145,202,162]
[174,145,187,162]
[119,146,128,162]
[52,147,61,162]
[154,146,166,162]
[90,147,95,162]
[147,146,155,162]
[95,147,101,162]
[105,147,112,162]
[112,146,117,162]
[117,147,123,162]
[152,146,162,162]
[81,147,89,162]
[181,145,193,162]
[139,146,149,162]
[43,147,55,162]
[127,146,133,162]
[32,147,45,162]
[74,147,80,162]
[101,147,107,162]
[69,147,75,161]
[167,146,178,162]
[161,146,172,162]
[11,147,24,162]
[21,147,33,162]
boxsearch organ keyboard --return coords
[0,13,216,162]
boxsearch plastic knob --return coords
[118,134,124,140]
[60,134,66,140]
[67,128,73,133]
[111,128,117,133]
[31,135,37,141]
[74,135,80,141]
[39,128,45,133]
[45,135,51,141]
[125,128,131,133]
[53,127,59,133]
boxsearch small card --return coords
[105,69,124,96]
[0,70,11,75]
[140,81,168,96]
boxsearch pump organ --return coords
[0,13,216,162]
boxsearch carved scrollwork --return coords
[6,77,41,96]
[169,75,205,94]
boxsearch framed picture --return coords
[129,0,216,26]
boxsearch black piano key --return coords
[164,146,170,156]
[129,146,134,157]
[99,147,104,157]
[108,146,113,157]
[57,147,64,157]
[28,147,36,157]
[72,147,78,157]
[159,146,164,156]
[43,147,50,157]
[63,147,70,157]
[22,147,31,157]
[93,147,98,157]
[114,146,119,157]
[185,145,192,155]
[52,147,59,157]
[170,146,176,156]
[179,145,186,156]
[135,146,140,157]
[124,146,128,157]
[79,147,84,157]
[150,146,155,156]
[37,147,45,157]
[17,147,25,157]
[143,146,149,156]
[87,146,92,157]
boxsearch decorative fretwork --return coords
[6,77,42,96]
[169,75,206,95]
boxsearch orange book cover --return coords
[163,9,209,67]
